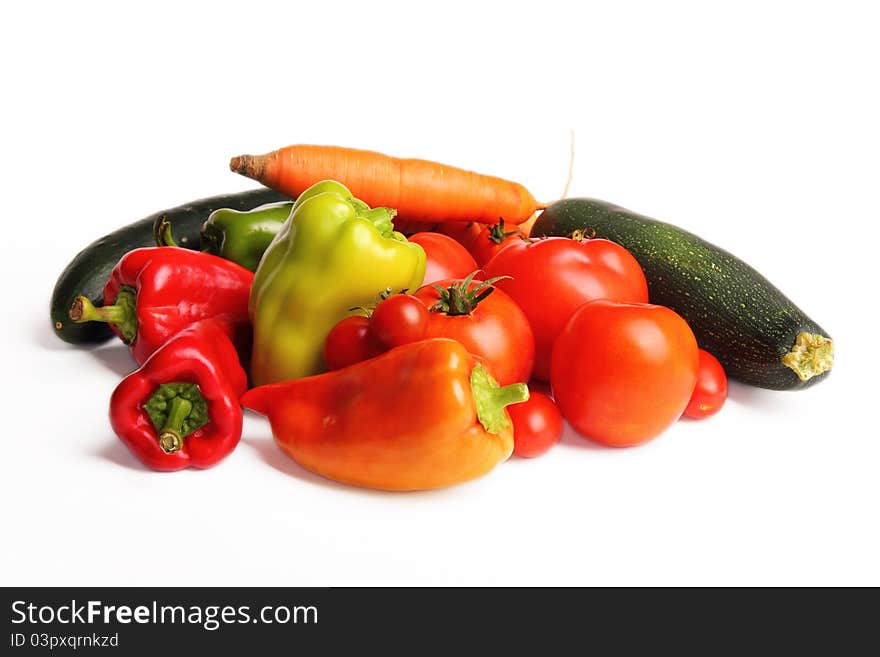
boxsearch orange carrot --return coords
[229,144,542,225]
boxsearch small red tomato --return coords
[323,315,380,370]
[683,349,727,419]
[415,274,535,385]
[409,232,479,284]
[551,300,699,447]
[370,294,430,350]
[508,392,563,457]
[470,219,523,266]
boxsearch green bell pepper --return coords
[201,201,294,272]
[153,200,294,272]
[250,180,427,385]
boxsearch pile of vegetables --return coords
[50,143,834,490]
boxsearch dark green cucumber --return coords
[532,198,833,390]
[50,188,288,345]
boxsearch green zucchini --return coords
[50,188,288,345]
[532,198,833,390]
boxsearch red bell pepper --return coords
[110,317,248,471]
[69,247,253,365]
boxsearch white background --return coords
[2,1,878,586]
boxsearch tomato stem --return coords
[487,218,519,244]
[570,227,596,242]
[430,271,510,316]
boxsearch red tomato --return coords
[323,315,380,370]
[508,392,563,457]
[470,219,523,266]
[483,237,649,381]
[683,349,727,419]
[409,232,479,284]
[435,221,483,252]
[551,300,699,447]
[370,294,430,350]
[415,277,535,385]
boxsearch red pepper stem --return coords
[69,296,125,324]
[68,288,138,343]
[157,395,193,454]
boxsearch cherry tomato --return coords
[683,349,727,419]
[483,237,649,381]
[508,392,563,457]
[435,221,483,252]
[415,276,535,385]
[551,300,699,447]
[409,232,479,284]
[323,315,380,370]
[370,294,430,350]
[470,219,523,266]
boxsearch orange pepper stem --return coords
[470,363,529,435]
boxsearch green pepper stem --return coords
[357,205,397,238]
[68,287,138,343]
[470,363,530,435]
[154,216,179,247]
[157,395,193,454]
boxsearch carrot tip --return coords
[230,154,261,179]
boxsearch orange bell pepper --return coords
[241,338,529,491]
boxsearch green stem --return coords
[488,218,519,244]
[489,381,531,408]
[68,287,138,343]
[469,363,530,435]
[69,297,126,324]
[430,271,510,316]
[144,382,209,453]
[356,205,397,238]
[153,215,179,247]
[570,227,596,241]
[157,395,192,454]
